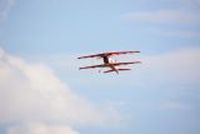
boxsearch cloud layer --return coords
[140,47,200,88]
[0,48,120,134]
[0,0,15,22]
[6,123,79,134]
[123,10,200,24]
[121,0,200,38]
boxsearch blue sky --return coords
[0,0,200,134]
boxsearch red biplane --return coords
[77,50,141,74]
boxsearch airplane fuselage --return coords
[102,56,119,74]
[103,56,109,64]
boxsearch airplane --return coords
[77,50,141,74]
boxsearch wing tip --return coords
[131,50,141,53]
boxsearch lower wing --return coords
[79,64,109,70]
[79,61,141,70]
[111,61,141,66]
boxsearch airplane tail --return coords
[103,68,131,74]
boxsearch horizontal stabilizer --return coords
[117,68,131,71]
[103,70,115,73]
[103,68,131,73]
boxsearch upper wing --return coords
[79,64,109,70]
[77,53,105,59]
[79,61,141,70]
[106,50,140,56]
[77,50,140,59]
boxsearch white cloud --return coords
[180,0,200,7]
[131,0,200,9]
[141,47,200,86]
[0,48,121,133]
[6,123,79,134]
[0,0,15,22]
[152,28,200,38]
[122,10,200,24]
[121,1,200,38]
[160,100,190,111]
